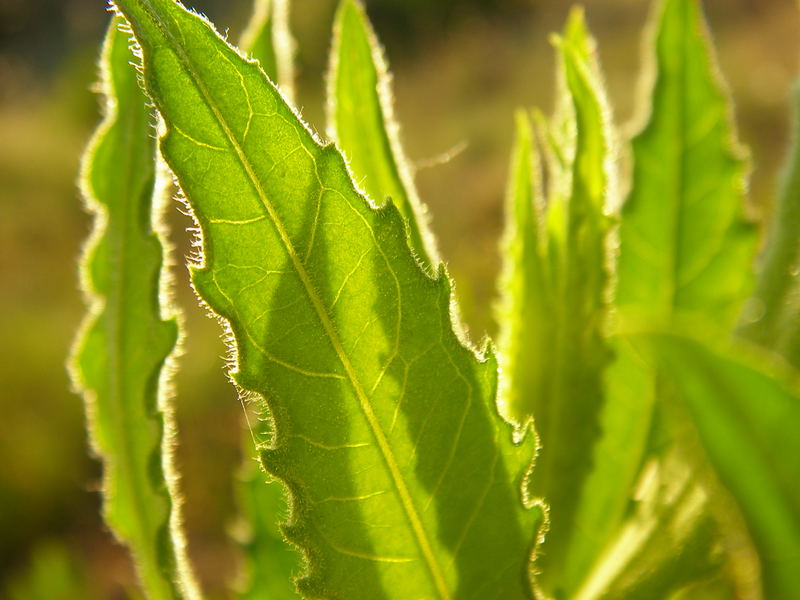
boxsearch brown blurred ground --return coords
[0,0,797,597]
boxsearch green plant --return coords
[70,0,800,598]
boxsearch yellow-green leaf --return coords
[497,10,615,596]
[642,333,800,600]
[240,0,295,104]
[327,0,438,270]
[111,0,543,597]
[232,2,302,597]
[617,0,755,329]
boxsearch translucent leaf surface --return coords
[497,11,615,596]
[111,0,542,598]
[240,0,295,104]
[69,16,197,600]
[617,0,755,329]
[591,0,758,592]
[232,2,301,595]
[327,0,438,269]
[643,333,800,600]
[496,110,549,426]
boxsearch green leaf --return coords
[240,0,295,105]
[641,333,800,600]
[234,415,302,599]
[496,110,549,426]
[497,10,615,596]
[111,0,542,598]
[234,2,302,596]
[739,83,800,366]
[617,0,755,329]
[535,9,592,254]
[583,0,757,592]
[497,140,661,597]
[532,108,570,250]
[327,0,438,270]
[573,450,726,600]
[534,28,616,596]
[69,16,197,600]
[563,336,656,591]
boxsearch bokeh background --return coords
[1,0,798,597]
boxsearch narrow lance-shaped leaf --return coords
[69,16,197,600]
[533,108,570,253]
[496,110,550,428]
[111,1,543,598]
[640,333,800,600]
[538,8,598,253]
[327,0,439,270]
[240,0,295,104]
[555,2,688,590]
[617,0,755,329]
[497,10,615,596]
[534,31,615,596]
[739,83,800,365]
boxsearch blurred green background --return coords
[1,0,797,596]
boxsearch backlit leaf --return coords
[70,16,197,600]
[327,0,438,269]
[497,10,616,596]
[111,0,543,598]
[240,0,295,104]
[232,2,302,596]
[643,333,800,600]
[496,110,548,427]
[617,0,755,329]
[600,2,757,593]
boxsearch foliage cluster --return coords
[68,0,800,597]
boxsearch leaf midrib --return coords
[129,2,450,596]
